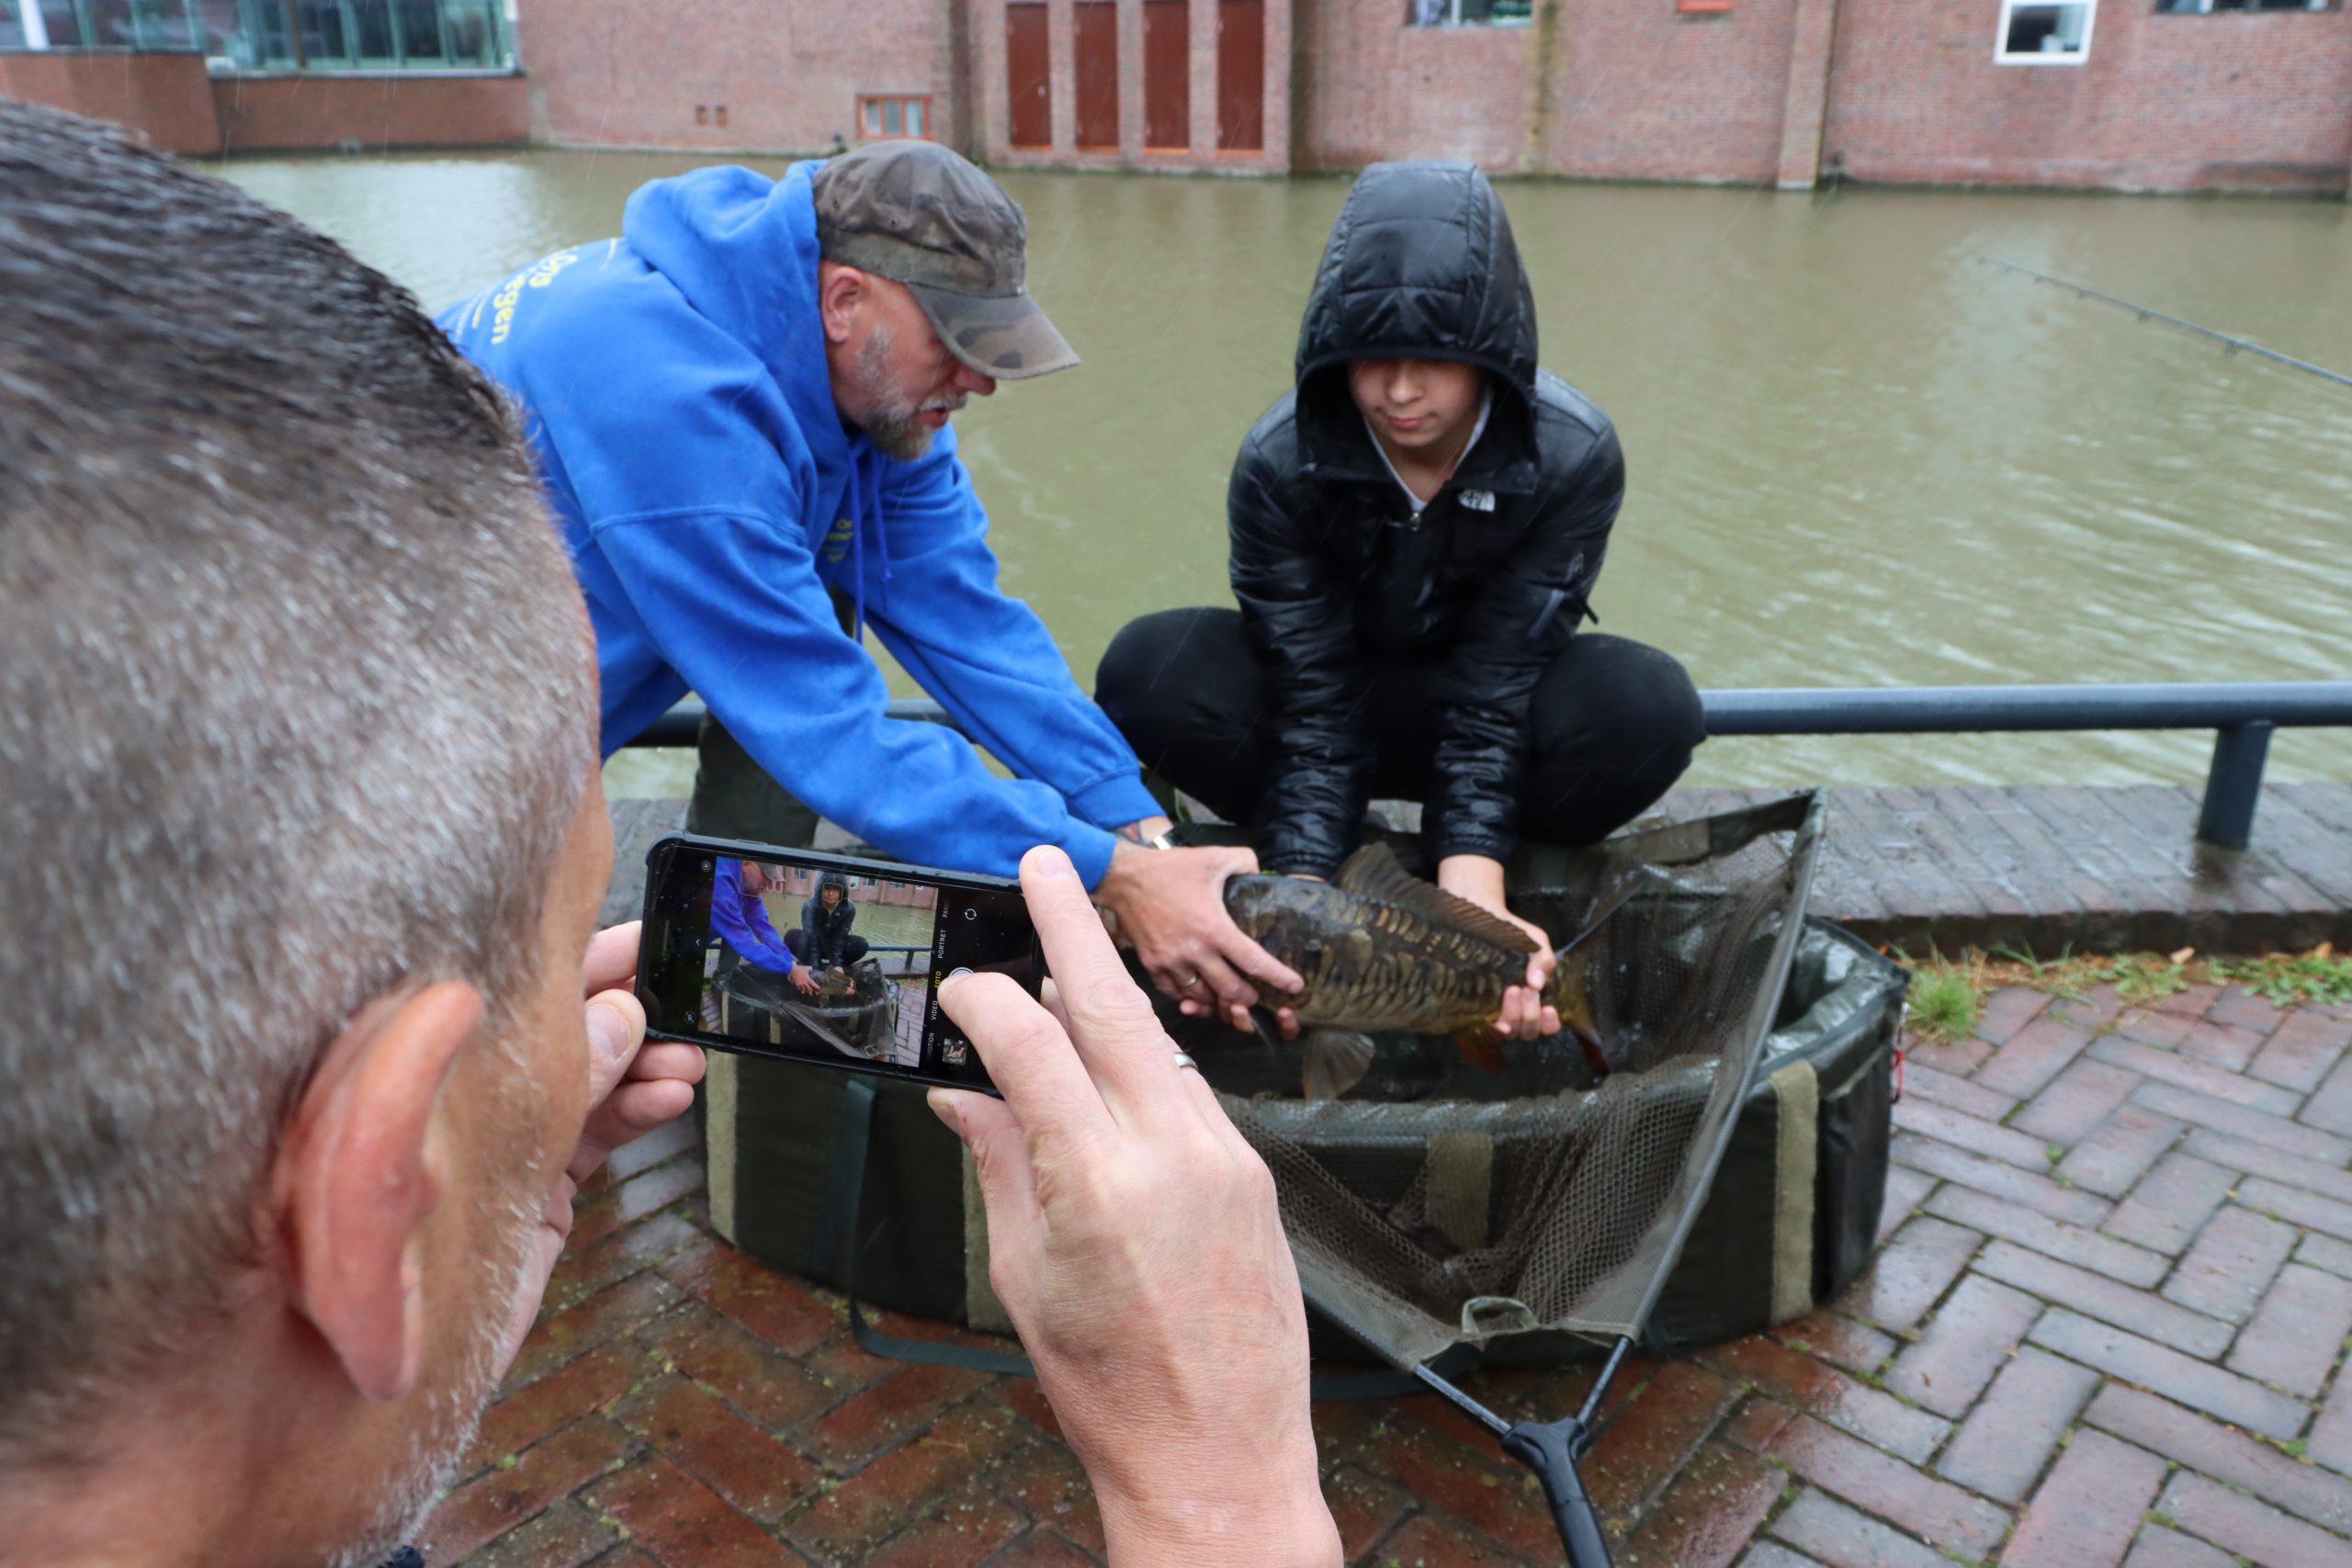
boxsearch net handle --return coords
[1500,1416,1615,1568]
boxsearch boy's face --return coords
[822,886,842,908]
[1347,357,1483,457]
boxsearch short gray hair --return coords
[0,103,598,1450]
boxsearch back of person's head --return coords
[0,97,596,1510]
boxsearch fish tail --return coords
[1542,949,1599,1041]
[1543,951,1611,1077]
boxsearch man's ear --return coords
[817,261,869,345]
[276,980,484,1403]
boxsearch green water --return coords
[213,150,2352,795]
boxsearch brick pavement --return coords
[432,982,2352,1567]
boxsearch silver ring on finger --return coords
[1172,1051,1199,1071]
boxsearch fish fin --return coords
[1453,1025,1509,1073]
[1247,1006,1283,1056]
[1573,1022,1611,1080]
[1332,843,1538,953]
[1301,1031,1377,1100]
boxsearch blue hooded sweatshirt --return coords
[436,163,1159,886]
[708,858,797,975]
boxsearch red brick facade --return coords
[1821,0,2352,193]
[211,73,528,152]
[0,50,221,154]
[515,0,965,154]
[8,0,2349,189]
[0,54,527,155]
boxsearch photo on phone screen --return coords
[635,833,1038,1094]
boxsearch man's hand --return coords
[932,847,1340,1568]
[498,922,707,1375]
[1436,854,1559,1040]
[790,966,822,997]
[1094,831,1302,1032]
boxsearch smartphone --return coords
[634,832,1039,1095]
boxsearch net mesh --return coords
[1201,794,1825,1368]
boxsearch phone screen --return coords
[635,834,1037,1094]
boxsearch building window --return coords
[1996,0,2095,60]
[2157,0,2328,11]
[857,95,931,140]
[1406,0,1532,26]
[209,0,508,67]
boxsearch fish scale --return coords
[1220,842,1601,1098]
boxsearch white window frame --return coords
[1996,0,2097,63]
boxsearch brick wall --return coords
[2,51,221,154]
[1550,0,1801,183]
[1820,0,2352,194]
[1295,0,1536,170]
[518,0,964,155]
[210,73,528,152]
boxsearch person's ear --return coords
[275,980,484,1403]
[818,262,869,346]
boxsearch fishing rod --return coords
[1980,255,2352,391]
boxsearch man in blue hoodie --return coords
[440,141,1296,1025]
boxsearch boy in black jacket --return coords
[1099,160,1702,1036]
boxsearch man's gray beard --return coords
[324,1111,548,1567]
[853,323,963,463]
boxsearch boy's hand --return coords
[1437,854,1560,1039]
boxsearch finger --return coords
[571,1077,696,1182]
[583,922,640,997]
[1021,846,1183,1114]
[583,991,646,1106]
[940,969,1115,1148]
[1211,916,1303,995]
[624,1042,707,1084]
[1539,1004,1561,1038]
[1192,949,1255,1018]
[929,1089,1040,1295]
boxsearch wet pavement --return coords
[425,980,2352,1567]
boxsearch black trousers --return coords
[1095,606,1703,853]
[786,929,870,968]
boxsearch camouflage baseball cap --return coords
[811,141,1079,380]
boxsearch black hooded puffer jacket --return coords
[800,871,858,967]
[1228,160,1625,878]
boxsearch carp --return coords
[1225,842,1601,1100]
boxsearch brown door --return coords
[1075,0,1119,150]
[1216,0,1262,152]
[1006,3,1051,149]
[1143,0,1189,152]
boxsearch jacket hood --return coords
[816,871,851,897]
[622,162,840,454]
[1293,161,1538,465]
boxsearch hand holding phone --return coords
[634,834,1042,1095]
[928,848,1340,1566]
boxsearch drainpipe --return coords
[1774,0,1838,190]
[280,0,307,67]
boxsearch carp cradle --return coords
[697,793,1905,1565]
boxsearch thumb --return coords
[928,1089,1038,1242]
[583,990,646,1105]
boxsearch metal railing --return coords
[626,682,2352,852]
